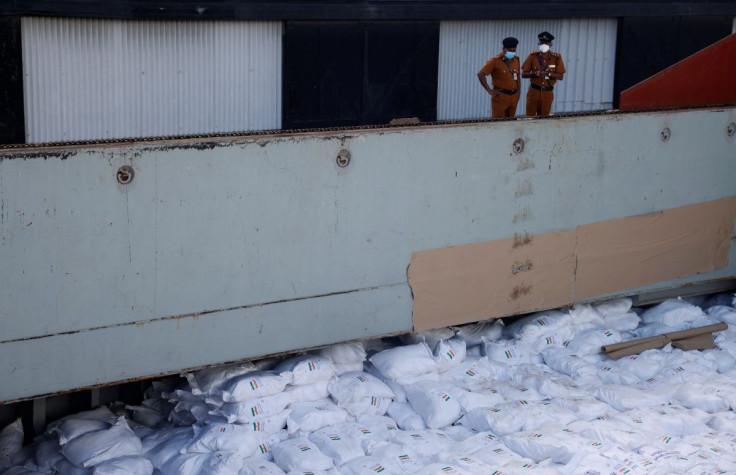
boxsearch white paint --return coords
[22,18,282,143]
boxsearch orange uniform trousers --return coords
[491,92,520,118]
[525,87,554,116]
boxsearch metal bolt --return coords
[727,122,735,137]
[116,165,134,184]
[660,128,670,142]
[336,149,351,168]
[512,138,524,154]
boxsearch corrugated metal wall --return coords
[22,18,282,143]
[438,19,617,120]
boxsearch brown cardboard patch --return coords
[407,230,576,332]
[409,197,736,332]
[574,197,736,299]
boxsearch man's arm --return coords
[477,63,499,97]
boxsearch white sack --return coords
[61,417,142,469]
[604,312,642,332]
[594,297,633,318]
[125,405,166,428]
[566,328,622,355]
[503,310,572,341]
[593,384,670,411]
[367,443,423,473]
[239,458,287,474]
[342,416,399,453]
[91,456,153,475]
[640,299,706,327]
[494,381,545,402]
[502,426,596,464]
[184,361,257,397]
[327,372,395,405]
[541,347,596,378]
[446,386,505,413]
[314,342,366,375]
[400,327,455,351]
[285,380,330,404]
[286,400,348,435]
[702,347,736,373]
[308,426,365,465]
[433,337,466,373]
[157,452,211,474]
[454,320,503,346]
[708,411,736,433]
[270,437,334,472]
[386,402,427,431]
[387,429,450,465]
[34,437,64,470]
[0,419,24,466]
[368,342,438,382]
[184,422,261,456]
[706,305,736,324]
[143,427,194,469]
[51,419,111,445]
[339,396,392,418]
[567,419,649,451]
[457,404,525,436]
[276,356,336,386]
[553,397,612,421]
[672,381,729,413]
[437,356,509,388]
[483,338,537,366]
[219,372,292,403]
[337,455,401,475]
[217,391,293,424]
[412,462,470,474]
[404,381,462,429]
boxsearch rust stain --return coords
[510,284,532,300]
[512,233,533,248]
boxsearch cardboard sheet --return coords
[409,197,736,331]
[408,231,577,332]
[575,198,736,299]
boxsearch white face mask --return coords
[538,44,550,53]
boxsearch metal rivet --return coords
[727,122,735,137]
[512,138,524,154]
[116,165,134,184]
[336,149,351,168]
[660,128,670,142]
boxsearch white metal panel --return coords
[22,18,282,143]
[438,19,617,120]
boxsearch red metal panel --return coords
[619,33,736,110]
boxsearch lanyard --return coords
[536,53,553,85]
[502,58,518,86]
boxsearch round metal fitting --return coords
[336,149,351,168]
[727,122,736,137]
[512,138,524,154]
[116,165,134,184]
[660,128,671,142]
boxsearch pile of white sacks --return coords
[3,293,736,474]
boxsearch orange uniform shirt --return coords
[521,52,566,87]
[480,54,521,91]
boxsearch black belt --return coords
[494,88,517,95]
[531,84,554,92]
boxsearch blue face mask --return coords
[504,51,516,60]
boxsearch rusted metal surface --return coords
[620,34,736,110]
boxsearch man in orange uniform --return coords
[477,37,521,118]
[521,31,566,116]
